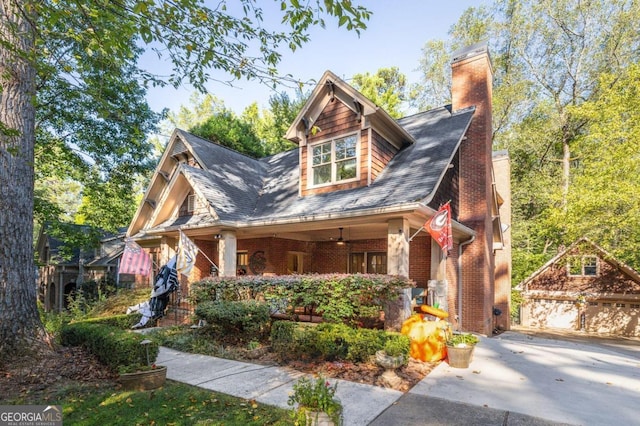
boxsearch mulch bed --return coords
[0,346,118,403]
[0,343,439,403]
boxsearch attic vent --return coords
[187,194,196,212]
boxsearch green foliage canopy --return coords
[351,67,407,118]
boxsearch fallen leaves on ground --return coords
[0,346,118,403]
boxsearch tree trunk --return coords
[561,126,571,209]
[0,0,49,357]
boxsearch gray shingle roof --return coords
[164,105,473,227]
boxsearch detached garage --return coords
[518,238,640,337]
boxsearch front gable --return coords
[286,71,414,197]
[128,130,215,236]
[146,165,218,231]
[520,238,640,296]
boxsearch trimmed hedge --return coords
[195,300,271,338]
[191,274,414,325]
[61,321,158,371]
[270,321,408,363]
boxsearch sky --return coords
[141,1,488,117]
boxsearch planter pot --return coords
[446,344,475,368]
[119,366,167,391]
[375,350,404,388]
[304,410,335,426]
[374,350,404,370]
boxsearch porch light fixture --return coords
[337,227,345,245]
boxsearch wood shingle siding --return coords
[370,130,398,182]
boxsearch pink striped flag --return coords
[119,238,151,276]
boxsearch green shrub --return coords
[383,333,410,358]
[195,300,270,339]
[345,328,386,363]
[151,327,226,357]
[38,301,71,343]
[270,320,297,358]
[271,321,401,364]
[313,323,351,360]
[190,274,414,326]
[61,321,158,371]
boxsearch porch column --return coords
[57,270,64,312]
[218,231,237,277]
[429,240,448,313]
[385,218,411,331]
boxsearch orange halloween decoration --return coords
[401,314,449,362]
[420,304,449,319]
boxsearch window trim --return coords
[349,251,387,274]
[307,132,360,188]
[287,251,305,274]
[567,255,599,277]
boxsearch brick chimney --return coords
[451,42,495,335]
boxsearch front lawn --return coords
[56,380,292,425]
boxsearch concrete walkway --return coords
[157,330,640,425]
[157,347,403,426]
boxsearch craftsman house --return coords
[127,43,511,335]
[36,226,128,312]
[518,238,640,336]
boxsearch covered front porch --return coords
[136,211,475,330]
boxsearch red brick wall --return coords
[446,242,461,329]
[408,235,430,289]
[452,47,495,335]
[493,154,512,330]
[186,236,432,290]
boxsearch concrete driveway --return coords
[400,330,640,425]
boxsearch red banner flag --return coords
[425,203,453,253]
[119,238,151,276]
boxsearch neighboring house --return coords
[36,226,137,311]
[127,43,512,335]
[518,238,640,336]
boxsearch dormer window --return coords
[310,134,358,187]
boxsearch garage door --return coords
[525,299,578,329]
[586,302,640,336]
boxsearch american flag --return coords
[119,238,151,276]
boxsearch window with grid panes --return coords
[349,252,387,274]
[567,255,598,276]
[311,134,357,186]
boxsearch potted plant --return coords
[375,336,408,369]
[118,363,167,390]
[118,339,167,390]
[445,332,479,368]
[375,334,409,387]
[288,375,342,426]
